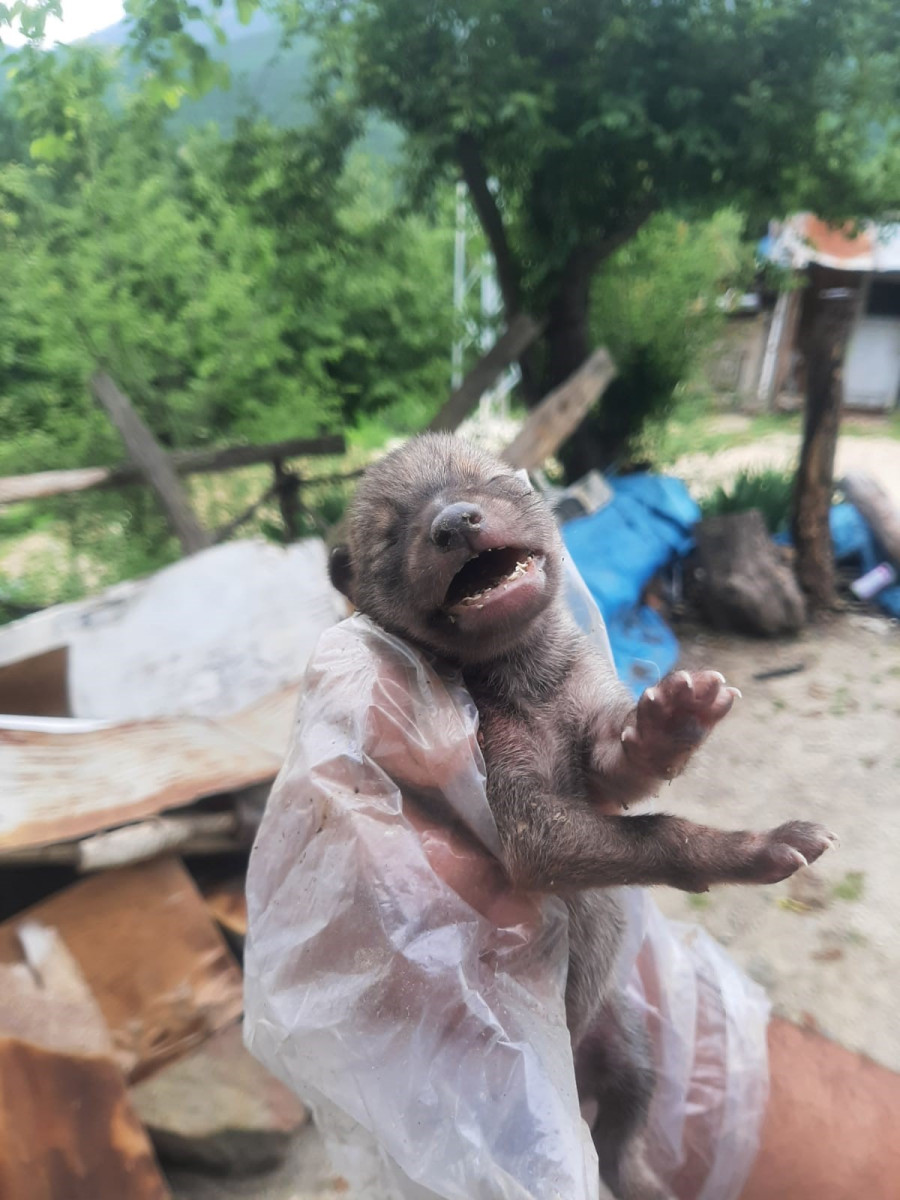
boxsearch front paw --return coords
[621,669,738,778]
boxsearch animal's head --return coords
[330,434,563,664]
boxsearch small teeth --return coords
[457,553,535,604]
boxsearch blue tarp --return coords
[829,503,900,618]
[777,503,900,619]
[563,482,899,699]
[562,475,700,696]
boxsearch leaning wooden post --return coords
[791,286,857,611]
[272,457,302,542]
[501,348,616,471]
[90,372,211,555]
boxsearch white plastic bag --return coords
[245,565,769,1200]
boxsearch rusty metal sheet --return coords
[0,687,296,851]
[772,213,900,274]
[0,923,171,1200]
[0,857,244,1084]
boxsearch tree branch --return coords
[585,200,657,272]
[455,132,522,316]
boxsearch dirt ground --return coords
[673,425,900,506]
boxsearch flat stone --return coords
[131,1022,308,1176]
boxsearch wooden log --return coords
[791,287,857,610]
[693,511,806,636]
[0,924,171,1200]
[501,347,616,470]
[0,857,244,1083]
[839,472,900,567]
[428,313,544,433]
[0,435,346,506]
[91,372,211,555]
[0,813,248,873]
[76,812,241,872]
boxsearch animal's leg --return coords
[496,793,837,892]
[589,670,738,801]
[575,997,674,1200]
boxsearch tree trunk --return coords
[543,251,594,393]
[791,284,857,611]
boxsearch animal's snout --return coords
[430,502,484,550]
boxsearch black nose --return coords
[430,502,484,550]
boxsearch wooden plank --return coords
[0,858,244,1083]
[0,434,346,507]
[91,372,211,554]
[501,347,616,470]
[0,924,170,1200]
[0,691,290,852]
[428,313,544,433]
[1,814,246,872]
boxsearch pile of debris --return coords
[0,538,349,1200]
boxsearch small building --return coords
[710,214,900,412]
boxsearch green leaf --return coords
[28,133,69,161]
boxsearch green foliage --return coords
[0,45,454,469]
[305,0,900,292]
[0,42,455,604]
[700,468,796,534]
[300,0,900,457]
[583,209,752,461]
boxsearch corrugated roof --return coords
[767,213,900,274]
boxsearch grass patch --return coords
[640,392,801,468]
[699,466,795,533]
[832,871,866,903]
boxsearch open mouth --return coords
[443,546,538,609]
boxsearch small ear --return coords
[328,545,355,601]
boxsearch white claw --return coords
[645,688,657,703]
[676,670,693,689]
[621,727,637,744]
[727,686,743,700]
[711,671,727,684]
[789,850,809,869]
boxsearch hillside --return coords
[2,6,402,155]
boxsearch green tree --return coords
[36,0,898,464]
[560,208,752,475]
[306,0,899,399]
